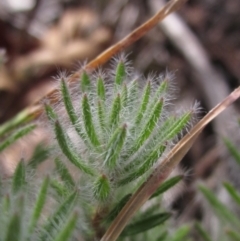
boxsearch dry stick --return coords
[12,0,187,122]
[100,87,240,241]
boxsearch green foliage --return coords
[0,164,78,241]
[194,222,213,241]
[0,56,195,241]
[0,111,77,241]
[198,130,240,241]
[120,212,171,237]
[224,138,240,166]
[0,124,36,152]
[168,225,191,241]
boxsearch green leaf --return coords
[45,104,57,121]
[135,81,151,125]
[120,212,171,237]
[2,194,11,213]
[199,185,240,228]
[54,120,95,176]
[224,138,240,166]
[27,144,49,169]
[119,144,166,186]
[125,79,138,112]
[115,61,126,85]
[80,71,91,92]
[0,124,36,152]
[157,231,168,241]
[29,176,50,233]
[121,83,128,107]
[60,79,87,141]
[12,160,26,193]
[148,79,168,111]
[97,99,106,135]
[146,112,191,152]
[159,112,191,142]
[0,110,34,137]
[55,158,75,188]
[109,93,122,128]
[50,179,68,197]
[40,191,77,240]
[223,182,240,206]
[168,225,190,241]
[106,194,132,223]
[53,211,78,241]
[226,229,240,241]
[104,124,127,169]
[82,94,101,147]
[194,222,213,241]
[93,175,111,201]
[97,77,106,100]
[151,175,183,199]
[61,79,77,123]
[4,212,21,241]
[131,98,164,153]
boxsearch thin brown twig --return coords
[13,0,187,122]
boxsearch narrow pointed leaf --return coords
[12,160,26,193]
[135,81,151,125]
[82,94,100,147]
[199,185,240,228]
[27,144,49,169]
[80,71,91,92]
[2,194,11,213]
[121,83,128,107]
[0,124,36,152]
[132,99,164,153]
[29,176,50,233]
[106,194,132,223]
[226,229,240,241]
[157,231,168,241]
[17,195,25,217]
[194,222,213,241]
[54,120,95,176]
[97,77,106,100]
[60,79,87,140]
[4,213,21,241]
[40,191,77,240]
[93,175,111,201]
[161,112,191,141]
[44,104,57,121]
[0,109,34,137]
[125,79,138,112]
[223,182,240,206]
[53,211,78,241]
[147,79,168,112]
[51,179,68,197]
[120,212,171,237]
[100,87,240,241]
[61,79,77,124]
[104,124,127,169]
[156,79,168,94]
[97,99,106,134]
[224,138,240,166]
[115,61,126,85]
[119,144,166,186]
[123,143,166,174]
[168,225,190,241]
[55,158,75,188]
[109,93,121,128]
[151,175,183,199]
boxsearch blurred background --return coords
[0,0,240,238]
